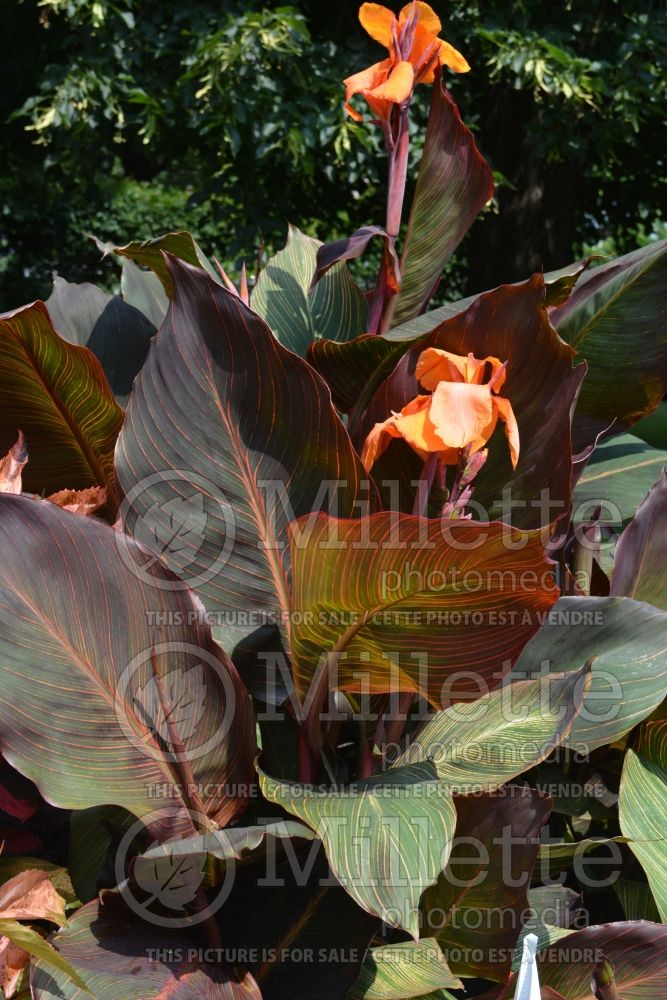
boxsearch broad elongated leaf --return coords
[289,511,558,708]
[128,819,316,913]
[509,596,667,752]
[0,494,255,831]
[615,879,661,923]
[549,239,667,445]
[398,669,589,791]
[259,761,456,939]
[30,898,261,998]
[382,259,593,343]
[387,73,493,328]
[422,786,552,981]
[249,224,367,356]
[314,225,401,292]
[307,333,400,413]
[116,256,377,651]
[573,433,667,525]
[537,837,629,879]
[611,470,667,608]
[619,721,667,922]
[307,259,591,417]
[0,920,92,997]
[537,921,667,999]
[348,939,462,999]
[0,302,122,505]
[114,230,219,293]
[359,275,586,527]
[45,276,155,405]
[120,256,170,328]
[68,805,137,903]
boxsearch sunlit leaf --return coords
[0,302,122,506]
[619,721,667,922]
[116,256,377,651]
[0,494,255,832]
[259,761,457,939]
[289,512,558,709]
[387,74,494,328]
[250,224,367,356]
[610,470,667,609]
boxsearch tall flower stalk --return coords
[344,1,470,332]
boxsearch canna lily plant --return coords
[0,3,666,999]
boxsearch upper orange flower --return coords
[361,346,520,471]
[344,2,470,122]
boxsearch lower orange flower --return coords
[361,347,520,471]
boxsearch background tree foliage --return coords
[1,0,665,309]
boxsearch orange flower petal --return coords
[359,3,396,48]
[369,60,415,104]
[343,59,391,120]
[399,1,442,35]
[393,396,446,453]
[416,348,481,389]
[428,381,495,450]
[408,22,442,82]
[360,416,401,471]
[494,395,520,468]
[439,38,470,73]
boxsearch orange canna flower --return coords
[361,346,520,471]
[344,2,470,122]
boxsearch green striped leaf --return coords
[250,224,367,356]
[116,255,376,652]
[398,669,589,791]
[573,434,667,525]
[115,231,219,294]
[348,939,462,999]
[537,921,667,999]
[68,806,137,903]
[30,898,261,998]
[258,761,457,939]
[0,301,122,506]
[0,919,92,996]
[614,879,661,923]
[421,786,551,981]
[620,721,667,922]
[611,470,667,609]
[46,276,155,406]
[509,596,667,752]
[550,239,667,446]
[0,493,255,831]
[388,74,493,329]
[288,512,558,710]
[537,838,629,878]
